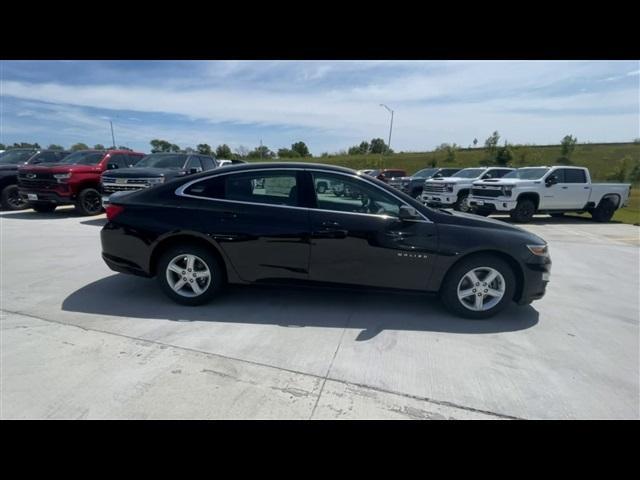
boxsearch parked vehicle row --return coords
[469,166,632,223]
[100,162,552,319]
[379,164,631,223]
[0,148,71,210]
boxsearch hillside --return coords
[262,142,640,183]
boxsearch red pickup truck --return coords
[18,149,144,215]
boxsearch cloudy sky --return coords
[1,60,638,155]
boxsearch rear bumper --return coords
[101,223,153,277]
[18,188,74,205]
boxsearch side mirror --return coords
[107,163,118,170]
[546,175,558,187]
[399,205,420,220]
[188,167,201,175]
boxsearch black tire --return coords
[31,202,57,213]
[475,208,492,217]
[75,188,103,216]
[440,254,516,319]
[591,198,616,223]
[1,184,28,210]
[453,193,471,213]
[411,189,422,200]
[156,243,224,306]
[549,213,565,218]
[510,199,535,223]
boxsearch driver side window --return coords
[311,173,404,217]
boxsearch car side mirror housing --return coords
[399,205,420,220]
[546,175,558,187]
[188,168,200,175]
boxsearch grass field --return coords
[252,142,640,225]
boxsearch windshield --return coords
[0,150,37,165]
[413,168,438,178]
[451,168,485,179]
[503,168,550,180]
[60,151,105,165]
[135,154,188,170]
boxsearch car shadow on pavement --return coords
[0,207,102,220]
[80,218,108,227]
[61,274,539,339]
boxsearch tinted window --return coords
[494,169,513,178]
[60,151,105,165]
[312,172,404,217]
[413,168,438,178]
[562,169,587,183]
[200,156,216,170]
[135,154,187,169]
[108,154,129,168]
[438,169,460,177]
[127,153,144,166]
[186,157,203,172]
[549,169,565,183]
[0,150,37,164]
[503,168,549,179]
[184,171,299,207]
[31,151,59,164]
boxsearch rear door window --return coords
[563,169,587,183]
[186,156,203,172]
[200,156,216,170]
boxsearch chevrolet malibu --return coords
[100,163,551,318]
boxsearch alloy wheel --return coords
[457,267,506,311]
[165,254,212,297]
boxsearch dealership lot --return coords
[1,208,638,419]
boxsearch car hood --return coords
[434,209,546,242]
[472,178,539,187]
[425,176,476,184]
[101,167,185,178]
[19,163,102,174]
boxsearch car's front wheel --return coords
[1,185,28,210]
[157,244,224,305]
[510,199,535,223]
[75,188,103,216]
[440,254,516,319]
[454,193,471,213]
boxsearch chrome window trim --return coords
[175,167,433,223]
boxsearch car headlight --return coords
[53,173,71,183]
[146,177,165,185]
[527,244,549,257]
[502,185,514,196]
[445,183,455,192]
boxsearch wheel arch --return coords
[439,249,525,303]
[600,193,621,208]
[516,192,540,209]
[148,232,236,283]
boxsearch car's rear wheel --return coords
[157,244,224,305]
[590,198,616,222]
[440,254,516,319]
[1,185,28,210]
[75,188,103,216]
[510,199,535,223]
[31,202,57,213]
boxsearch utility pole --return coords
[110,120,116,149]
[260,138,263,161]
[379,104,394,154]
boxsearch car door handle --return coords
[321,221,342,228]
[220,211,238,219]
[314,221,348,238]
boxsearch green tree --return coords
[560,135,578,161]
[629,162,640,183]
[495,142,514,166]
[94,144,105,150]
[216,144,233,159]
[47,144,64,151]
[10,142,40,149]
[197,143,212,155]
[117,146,132,151]
[247,145,274,159]
[0,143,5,150]
[606,156,632,182]
[291,141,311,157]
[70,143,89,151]
[150,139,171,153]
[370,138,389,154]
[277,148,300,158]
[473,138,478,148]
[484,131,500,157]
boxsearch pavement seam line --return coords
[1,308,521,420]
[309,311,353,420]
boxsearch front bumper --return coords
[18,188,74,205]
[469,197,518,212]
[421,193,456,207]
[518,257,551,305]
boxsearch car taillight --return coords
[105,204,125,221]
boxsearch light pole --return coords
[380,104,394,155]
[110,120,116,149]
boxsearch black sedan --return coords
[100,163,551,318]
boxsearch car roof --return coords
[188,161,359,179]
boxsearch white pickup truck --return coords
[421,167,515,212]
[468,166,632,223]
